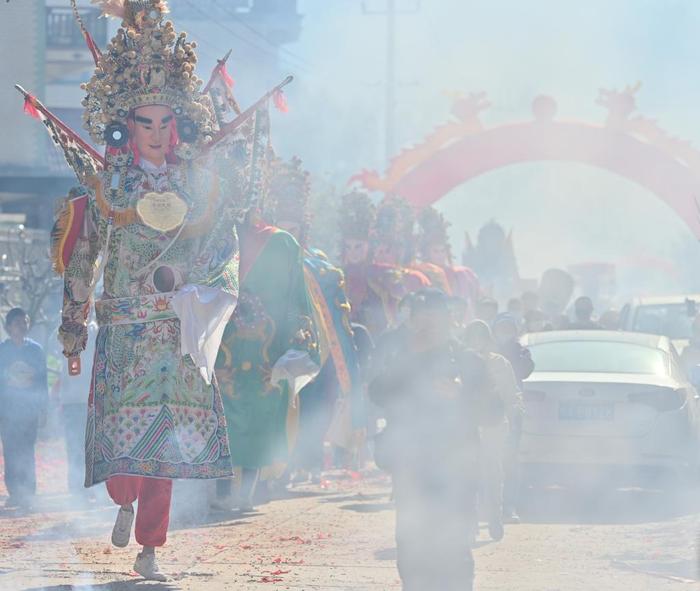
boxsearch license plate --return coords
[558,403,615,421]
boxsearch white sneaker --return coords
[134,552,168,581]
[111,505,134,548]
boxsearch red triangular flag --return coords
[273,89,289,113]
[220,63,235,89]
[23,95,41,120]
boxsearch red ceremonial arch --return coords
[351,84,700,240]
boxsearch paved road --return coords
[1,445,699,590]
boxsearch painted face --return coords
[343,239,369,265]
[128,104,174,167]
[373,242,398,265]
[427,243,449,266]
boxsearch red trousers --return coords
[106,476,172,547]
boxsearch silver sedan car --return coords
[519,330,700,479]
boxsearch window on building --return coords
[46,6,107,49]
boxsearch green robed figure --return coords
[214,210,319,510]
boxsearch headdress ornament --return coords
[82,0,214,159]
[264,156,311,231]
[371,196,416,264]
[339,190,376,242]
[418,206,453,263]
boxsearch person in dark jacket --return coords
[370,290,498,591]
[0,308,48,509]
[569,296,603,330]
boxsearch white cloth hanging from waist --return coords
[171,284,238,385]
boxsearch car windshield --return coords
[632,303,695,340]
[529,340,668,375]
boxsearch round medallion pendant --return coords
[153,265,176,293]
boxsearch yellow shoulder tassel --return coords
[51,198,75,275]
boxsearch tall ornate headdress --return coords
[371,196,416,265]
[82,0,215,162]
[263,156,311,242]
[339,190,376,243]
[418,206,453,263]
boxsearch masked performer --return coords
[340,191,384,335]
[370,196,431,326]
[418,206,480,316]
[264,157,362,479]
[214,161,319,510]
[17,0,276,579]
[339,192,410,337]
[373,196,430,288]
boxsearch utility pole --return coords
[363,0,420,164]
[385,0,396,164]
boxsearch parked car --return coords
[619,294,700,352]
[519,330,700,481]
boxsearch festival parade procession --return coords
[3,1,700,590]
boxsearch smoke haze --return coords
[205,0,700,296]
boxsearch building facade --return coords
[0,0,107,229]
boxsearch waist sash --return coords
[95,292,178,327]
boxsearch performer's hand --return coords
[68,356,81,376]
